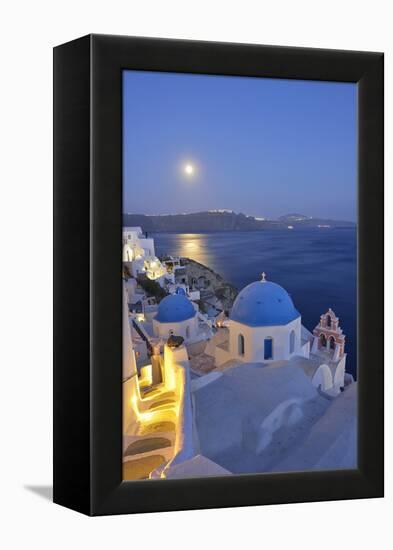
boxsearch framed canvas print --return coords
[53,34,384,516]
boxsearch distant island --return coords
[123,211,355,233]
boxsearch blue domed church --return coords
[215,273,310,366]
[152,291,198,342]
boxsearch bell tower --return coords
[312,308,346,360]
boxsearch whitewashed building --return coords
[215,273,309,366]
[123,226,167,282]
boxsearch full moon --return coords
[184,163,194,175]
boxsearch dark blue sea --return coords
[153,229,357,378]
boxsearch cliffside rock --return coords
[180,257,237,314]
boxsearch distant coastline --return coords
[123,211,356,234]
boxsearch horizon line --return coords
[122,210,356,223]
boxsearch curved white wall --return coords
[312,364,333,391]
[123,287,137,380]
[333,356,346,389]
[256,399,303,453]
[122,285,140,433]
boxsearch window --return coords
[290,330,295,354]
[238,334,245,356]
[326,315,332,328]
[264,337,273,360]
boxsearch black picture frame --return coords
[53,34,384,516]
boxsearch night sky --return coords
[123,70,357,221]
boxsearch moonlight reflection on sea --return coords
[176,234,208,261]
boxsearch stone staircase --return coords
[122,384,178,480]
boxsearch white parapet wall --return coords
[123,286,138,381]
[123,374,140,435]
[160,344,198,476]
[122,283,142,434]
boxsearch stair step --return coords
[148,398,176,410]
[123,455,166,480]
[124,437,172,457]
[142,389,175,400]
[139,421,176,435]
